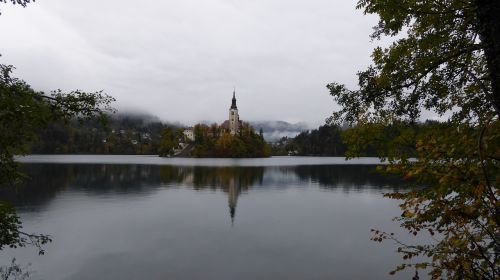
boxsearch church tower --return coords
[229,89,240,135]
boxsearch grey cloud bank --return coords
[0,0,379,126]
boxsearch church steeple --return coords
[229,88,240,135]
[231,89,237,109]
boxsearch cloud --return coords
[0,0,379,126]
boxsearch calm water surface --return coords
[1,156,414,280]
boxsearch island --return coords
[159,90,271,158]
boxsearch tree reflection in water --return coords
[1,164,403,223]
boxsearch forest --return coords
[30,114,450,159]
[30,114,271,158]
[29,114,178,155]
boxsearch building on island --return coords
[183,127,195,141]
[222,89,242,135]
[185,89,242,141]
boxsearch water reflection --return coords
[292,165,402,190]
[2,164,402,221]
[0,163,410,280]
[160,166,265,224]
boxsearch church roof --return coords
[230,90,237,109]
[221,119,242,130]
[221,120,230,129]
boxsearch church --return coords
[183,90,243,143]
[221,89,242,135]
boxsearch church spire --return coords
[231,88,237,109]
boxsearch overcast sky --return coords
[0,0,380,127]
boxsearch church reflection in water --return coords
[159,166,264,224]
[3,164,403,223]
[227,175,240,224]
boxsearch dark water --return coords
[1,156,414,280]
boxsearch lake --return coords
[1,156,414,280]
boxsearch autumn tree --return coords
[0,63,114,255]
[1,0,115,254]
[0,0,33,14]
[188,123,270,158]
[158,128,183,156]
[328,0,499,279]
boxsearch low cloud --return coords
[0,0,379,126]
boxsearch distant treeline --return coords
[272,121,445,157]
[30,113,444,158]
[272,124,347,156]
[30,114,271,157]
[30,114,178,154]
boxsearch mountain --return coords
[112,112,183,127]
[249,121,310,142]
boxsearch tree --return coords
[0,63,114,254]
[0,0,34,15]
[186,123,270,158]
[215,133,234,157]
[0,64,114,184]
[158,128,181,157]
[328,0,499,279]
[0,0,32,6]
[291,125,347,156]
